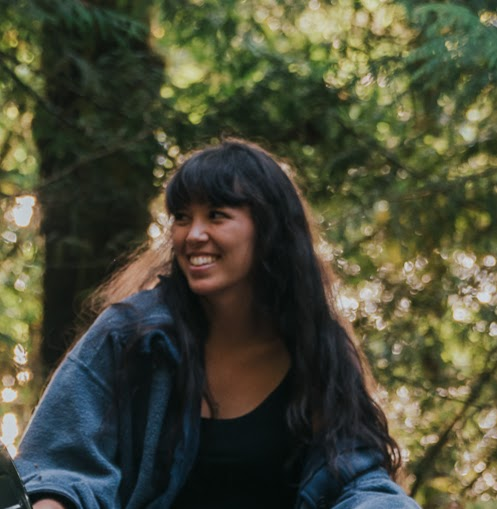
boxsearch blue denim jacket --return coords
[16,287,421,509]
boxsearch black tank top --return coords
[171,374,301,509]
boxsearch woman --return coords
[16,139,421,509]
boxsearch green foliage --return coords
[2,0,497,506]
[405,3,497,110]
[0,0,45,442]
[156,1,497,505]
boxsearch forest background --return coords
[1,0,497,507]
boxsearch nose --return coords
[185,217,209,244]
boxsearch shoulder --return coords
[68,284,176,364]
[92,284,173,334]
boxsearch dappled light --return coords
[1,413,19,457]
[10,195,35,228]
[2,0,497,506]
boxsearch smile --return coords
[188,255,219,266]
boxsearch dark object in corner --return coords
[0,443,32,509]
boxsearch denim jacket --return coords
[16,287,421,509]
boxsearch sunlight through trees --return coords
[2,1,497,507]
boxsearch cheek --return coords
[242,232,257,270]
[170,228,183,251]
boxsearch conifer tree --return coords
[32,0,164,368]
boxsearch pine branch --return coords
[32,0,148,43]
[333,111,418,177]
[0,128,155,204]
[37,129,154,190]
[0,49,165,144]
[0,51,74,128]
[409,346,497,496]
[404,3,497,102]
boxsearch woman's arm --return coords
[33,499,67,509]
[15,289,179,509]
[298,446,421,509]
[14,309,124,509]
[332,468,421,509]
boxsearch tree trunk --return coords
[33,0,163,371]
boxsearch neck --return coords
[202,290,274,348]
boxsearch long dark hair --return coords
[92,138,401,476]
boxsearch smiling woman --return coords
[171,203,255,300]
[14,138,421,509]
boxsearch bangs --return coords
[166,146,254,213]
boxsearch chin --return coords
[187,283,220,296]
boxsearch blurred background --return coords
[1,1,497,507]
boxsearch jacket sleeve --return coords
[297,446,422,509]
[14,309,125,509]
[331,468,421,509]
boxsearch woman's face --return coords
[171,202,256,302]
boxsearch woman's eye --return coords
[210,209,228,219]
[173,212,189,223]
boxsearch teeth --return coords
[189,255,217,266]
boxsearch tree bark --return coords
[33,0,163,371]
